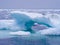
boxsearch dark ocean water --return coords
[0,35,60,45]
[0,36,48,45]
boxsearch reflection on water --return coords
[0,31,60,45]
[0,30,50,45]
[0,30,14,39]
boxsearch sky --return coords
[0,0,60,9]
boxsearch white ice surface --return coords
[9,31,31,35]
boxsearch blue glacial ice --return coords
[10,11,60,35]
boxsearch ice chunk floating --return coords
[10,11,60,35]
[11,12,52,33]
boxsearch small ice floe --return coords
[9,31,31,36]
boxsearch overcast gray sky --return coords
[0,0,60,9]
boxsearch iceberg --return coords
[0,10,60,39]
[10,11,60,35]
